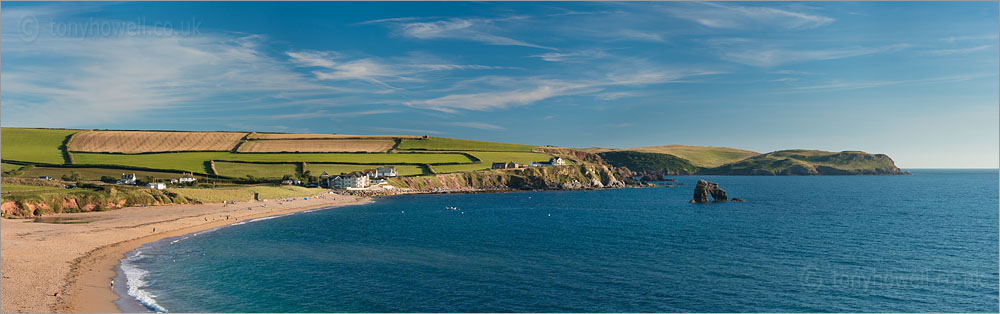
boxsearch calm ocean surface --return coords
[118,170,999,312]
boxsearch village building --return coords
[375,166,397,178]
[529,157,567,167]
[178,173,197,184]
[333,173,369,189]
[118,173,137,185]
[146,182,166,190]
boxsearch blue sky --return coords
[2,2,997,168]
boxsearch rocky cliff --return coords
[387,162,632,193]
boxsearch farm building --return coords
[492,161,524,169]
[529,157,566,167]
[146,182,166,190]
[178,173,197,184]
[333,173,369,189]
[118,173,137,185]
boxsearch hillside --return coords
[700,150,908,175]
[628,145,759,167]
[596,151,700,175]
[579,145,758,167]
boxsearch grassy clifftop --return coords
[701,150,907,175]
[580,145,758,168]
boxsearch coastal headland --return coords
[0,194,370,313]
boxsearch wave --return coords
[120,250,169,313]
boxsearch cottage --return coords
[146,182,166,190]
[178,173,197,184]
[118,173,137,185]
[375,166,397,178]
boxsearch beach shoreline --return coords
[0,193,371,313]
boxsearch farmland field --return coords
[167,186,327,203]
[215,162,298,179]
[238,139,395,153]
[305,164,427,176]
[2,163,24,172]
[398,137,537,152]
[14,166,208,181]
[428,151,555,173]
[68,131,246,153]
[1,128,77,164]
[248,133,418,139]
[1,184,65,193]
[73,152,476,174]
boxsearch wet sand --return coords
[0,193,370,313]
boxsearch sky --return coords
[1,2,997,168]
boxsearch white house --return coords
[375,166,397,177]
[146,182,166,190]
[118,173,137,185]
[334,173,370,189]
[529,157,567,167]
[178,173,197,184]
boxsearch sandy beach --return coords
[0,193,371,313]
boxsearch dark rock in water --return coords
[692,180,729,203]
[732,198,745,202]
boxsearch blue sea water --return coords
[118,170,999,312]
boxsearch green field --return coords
[627,145,759,168]
[1,128,78,164]
[1,184,66,194]
[13,166,207,181]
[167,185,327,203]
[215,162,298,179]
[428,151,556,173]
[74,152,476,174]
[305,164,428,176]
[2,163,23,172]
[398,137,537,152]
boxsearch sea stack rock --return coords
[691,180,729,203]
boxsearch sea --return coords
[115,169,999,313]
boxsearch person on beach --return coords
[110,279,114,289]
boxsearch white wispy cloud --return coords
[710,39,910,67]
[449,122,506,130]
[1,18,341,127]
[531,49,607,62]
[376,17,556,50]
[368,127,444,135]
[779,74,989,93]
[261,109,399,120]
[406,85,567,113]
[941,34,999,43]
[405,66,722,112]
[923,45,992,56]
[661,2,834,30]
[287,50,505,88]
